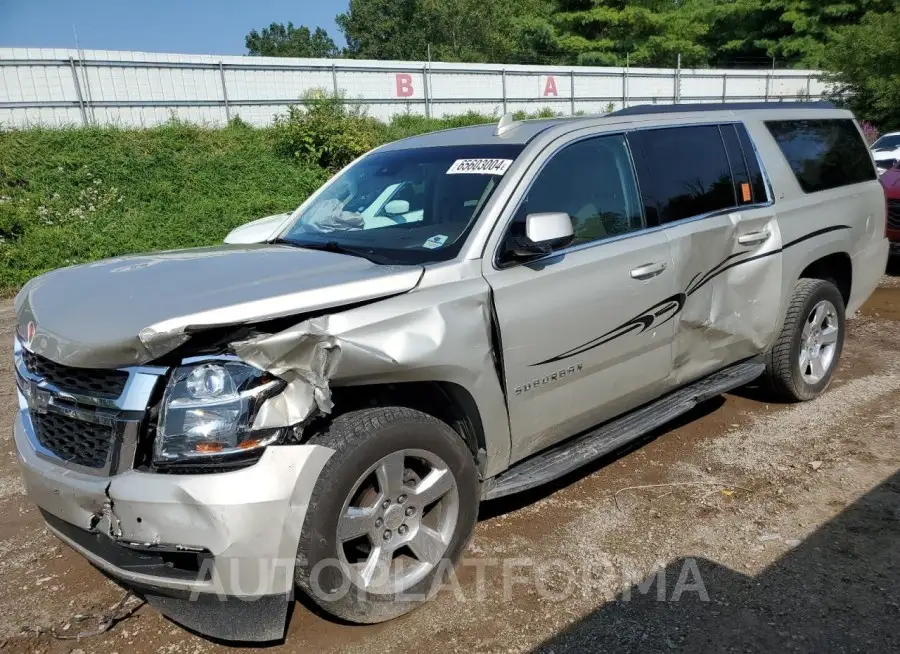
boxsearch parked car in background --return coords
[223,211,293,244]
[871,132,900,174]
[879,166,900,255]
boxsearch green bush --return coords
[513,107,559,120]
[270,90,382,169]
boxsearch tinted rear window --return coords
[630,125,736,224]
[765,119,876,193]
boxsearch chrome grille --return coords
[31,411,114,469]
[23,350,128,399]
[14,337,166,476]
[888,199,900,231]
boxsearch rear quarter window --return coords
[765,119,876,193]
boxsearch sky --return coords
[0,0,348,55]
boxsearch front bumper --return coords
[14,409,333,641]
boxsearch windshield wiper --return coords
[272,238,380,262]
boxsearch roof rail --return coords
[607,101,836,117]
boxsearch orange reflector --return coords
[238,439,261,450]
[195,442,224,453]
[741,183,752,202]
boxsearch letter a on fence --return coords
[542,75,558,97]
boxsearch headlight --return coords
[154,361,286,466]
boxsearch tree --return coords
[549,0,711,67]
[824,10,900,130]
[336,0,426,61]
[245,22,340,58]
[245,0,899,76]
[701,0,897,69]
[335,0,554,63]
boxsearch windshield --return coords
[873,135,900,151]
[278,144,524,264]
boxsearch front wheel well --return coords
[307,382,487,474]
[799,252,852,306]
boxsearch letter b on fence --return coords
[396,73,415,98]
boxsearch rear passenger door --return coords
[629,123,783,384]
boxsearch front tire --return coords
[764,278,845,401]
[294,407,479,623]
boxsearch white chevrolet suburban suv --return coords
[13,103,888,641]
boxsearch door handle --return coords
[737,231,771,247]
[630,262,667,281]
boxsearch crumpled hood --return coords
[15,244,423,368]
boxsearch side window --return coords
[721,124,755,206]
[735,124,769,203]
[508,134,644,251]
[630,125,736,224]
[765,119,877,193]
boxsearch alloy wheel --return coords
[798,299,840,384]
[336,449,459,595]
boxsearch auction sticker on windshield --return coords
[447,159,513,175]
[423,234,448,249]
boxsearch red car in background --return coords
[880,166,900,257]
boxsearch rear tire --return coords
[763,278,845,401]
[294,407,479,624]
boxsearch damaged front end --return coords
[12,245,510,642]
[12,332,336,641]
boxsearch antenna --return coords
[495,112,519,136]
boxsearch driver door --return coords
[483,133,677,464]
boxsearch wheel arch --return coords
[312,382,489,478]
[769,240,852,354]
[799,252,852,307]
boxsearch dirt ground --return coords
[1,269,898,654]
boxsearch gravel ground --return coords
[0,271,898,654]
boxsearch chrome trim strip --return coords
[179,353,243,365]
[14,388,139,477]
[15,337,166,410]
[496,204,776,268]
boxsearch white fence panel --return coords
[0,47,831,129]
[628,72,677,103]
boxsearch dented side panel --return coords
[664,208,784,386]
[234,261,513,478]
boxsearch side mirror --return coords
[507,212,575,260]
[526,212,575,244]
[383,199,410,216]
